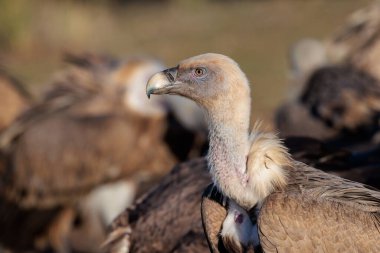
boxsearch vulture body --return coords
[0,69,31,132]
[104,158,211,253]
[300,65,380,139]
[276,64,380,155]
[104,138,380,253]
[146,53,380,252]
[0,54,206,253]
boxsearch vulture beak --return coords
[146,67,178,98]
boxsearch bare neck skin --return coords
[204,90,252,202]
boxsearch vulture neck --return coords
[205,84,289,209]
[206,94,252,206]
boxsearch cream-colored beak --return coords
[146,72,170,98]
[146,67,178,98]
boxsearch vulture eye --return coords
[194,67,206,77]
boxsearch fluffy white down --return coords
[221,200,258,247]
[124,61,167,116]
[82,180,137,225]
[245,130,290,204]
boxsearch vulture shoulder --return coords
[202,135,380,253]
[259,162,380,252]
[104,158,211,253]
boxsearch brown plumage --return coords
[277,64,380,140]
[0,53,206,253]
[327,1,380,81]
[147,53,380,252]
[0,68,31,132]
[103,158,210,253]
[277,2,380,142]
[103,139,380,253]
[275,63,380,178]
[300,65,380,135]
[276,40,380,189]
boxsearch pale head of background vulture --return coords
[147,53,380,252]
[288,38,328,94]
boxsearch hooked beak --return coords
[146,67,178,98]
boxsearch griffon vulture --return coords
[277,64,380,148]
[146,53,380,252]
[275,38,336,140]
[0,54,206,253]
[103,138,380,253]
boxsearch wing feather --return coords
[259,162,380,252]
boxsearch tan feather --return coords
[0,54,207,253]
[146,53,380,252]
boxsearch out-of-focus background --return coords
[0,0,371,119]
[2,1,380,253]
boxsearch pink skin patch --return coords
[237,170,249,187]
[234,212,244,224]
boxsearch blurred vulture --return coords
[327,1,380,81]
[287,38,328,97]
[0,53,207,253]
[104,158,211,253]
[146,53,380,252]
[286,1,380,82]
[277,1,380,141]
[276,64,380,146]
[0,68,31,132]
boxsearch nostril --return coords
[167,72,174,82]
[164,67,178,82]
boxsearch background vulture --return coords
[277,1,380,143]
[146,53,380,252]
[276,64,380,146]
[104,158,210,253]
[326,1,380,81]
[0,53,207,253]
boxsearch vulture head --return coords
[58,53,168,117]
[111,57,168,117]
[146,53,251,119]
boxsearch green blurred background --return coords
[0,0,372,121]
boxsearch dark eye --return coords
[194,67,206,77]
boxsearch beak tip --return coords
[146,88,152,99]
[146,70,175,99]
